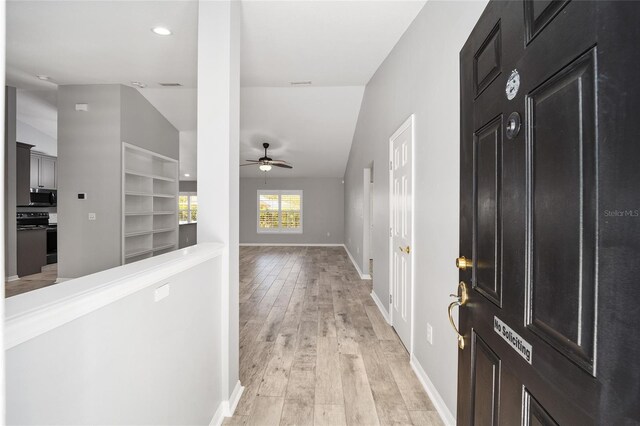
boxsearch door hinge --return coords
[389,294,393,304]
[389,161,393,170]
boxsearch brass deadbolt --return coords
[456,256,471,270]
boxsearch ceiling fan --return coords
[241,143,293,171]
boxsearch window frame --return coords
[179,192,198,224]
[256,190,303,234]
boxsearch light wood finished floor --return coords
[5,263,58,298]
[226,246,442,426]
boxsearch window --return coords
[257,190,303,233]
[179,193,198,224]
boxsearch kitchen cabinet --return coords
[16,142,34,206]
[17,227,47,277]
[30,152,57,189]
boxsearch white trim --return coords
[410,355,456,426]
[388,114,416,354]
[240,243,343,247]
[226,380,244,416]
[209,380,244,426]
[6,275,19,282]
[344,245,372,280]
[5,243,225,349]
[370,291,391,324]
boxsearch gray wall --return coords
[5,86,17,279]
[121,85,179,159]
[58,85,178,279]
[7,258,224,424]
[240,177,344,245]
[179,180,197,192]
[343,0,487,416]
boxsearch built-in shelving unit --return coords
[122,143,178,265]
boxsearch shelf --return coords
[153,211,176,215]
[153,227,175,234]
[125,169,175,182]
[125,230,153,237]
[125,211,154,216]
[153,243,176,252]
[124,248,153,259]
[124,191,175,198]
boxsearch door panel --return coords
[471,332,501,426]
[526,48,597,373]
[30,155,40,188]
[459,1,640,424]
[473,115,503,307]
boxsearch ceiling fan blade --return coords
[269,160,291,165]
[244,159,260,162]
[240,163,259,167]
[271,163,293,169]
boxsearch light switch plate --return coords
[427,323,433,345]
[154,283,170,302]
[88,213,96,221]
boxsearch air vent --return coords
[159,83,183,87]
[290,81,312,86]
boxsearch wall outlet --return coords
[88,213,96,221]
[154,283,170,302]
[427,323,433,345]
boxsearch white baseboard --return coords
[370,291,391,324]
[226,380,244,416]
[209,380,244,426]
[6,275,19,282]
[410,355,456,426]
[343,245,371,280]
[240,243,344,247]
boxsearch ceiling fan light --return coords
[259,164,272,172]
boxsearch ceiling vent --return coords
[290,81,312,86]
[159,83,183,87]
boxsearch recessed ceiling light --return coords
[36,75,50,81]
[152,27,172,36]
[184,173,190,177]
[131,81,147,89]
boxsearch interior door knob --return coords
[398,246,410,254]
[456,256,471,270]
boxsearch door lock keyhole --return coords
[506,111,521,139]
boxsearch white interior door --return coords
[389,116,413,350]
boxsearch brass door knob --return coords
[398,246,411,254]
[448,281,468,349]
[456,256,471,270]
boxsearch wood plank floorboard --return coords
[228,246,440,425]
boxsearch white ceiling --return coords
[241,1,426,87]
[241,86,365,178]
[7,1,425,181]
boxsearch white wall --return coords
[240,177,344,245]
[343,0,488,418]
[6,247,224,424]
[5,86,17,280]
[197,0,241,400]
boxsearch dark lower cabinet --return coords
[17,228,47,277]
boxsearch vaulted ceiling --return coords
[6,1,425,180]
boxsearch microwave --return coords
[29,188,57,207]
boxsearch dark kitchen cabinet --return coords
[30,152,57,189]
[16,142,33,206]
[17,227,46,277]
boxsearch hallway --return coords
[226,246,442,425]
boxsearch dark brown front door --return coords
[458,1,640,424]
